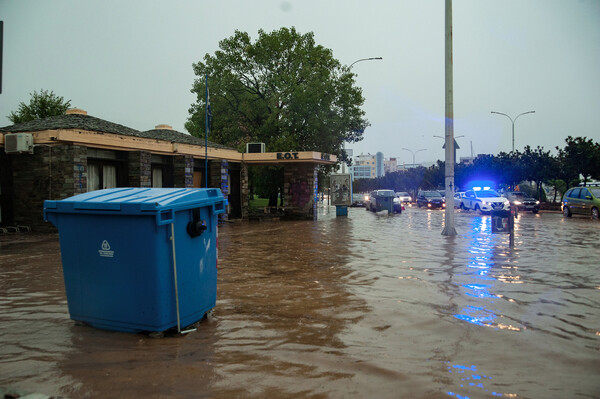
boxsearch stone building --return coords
[0,109,335,231]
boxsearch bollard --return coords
[509,204,518,247]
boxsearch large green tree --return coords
[8,89,71,124]
[186,27,369,156]
[556,136,600,187]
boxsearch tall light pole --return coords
[442,0,457,236]
[402,148,426,165]
[341,57,383,174]
[491,110,535,153]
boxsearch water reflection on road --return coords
[0,205,599,398]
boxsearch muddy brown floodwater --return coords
[1,205,599,398]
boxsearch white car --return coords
[453,192,466,208]
[395,192,412,205]
[461,188,510,213]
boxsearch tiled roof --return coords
[138,129,233,150]
[0,113,139,135]
[0,113,232,150]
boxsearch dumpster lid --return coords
[44,188,224,213]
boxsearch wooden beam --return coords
[25,129,243,161]
[2,129,337,165]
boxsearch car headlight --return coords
[514,201,522,205]
[482,201,488,205]
[535,201,540,204]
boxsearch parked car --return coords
[503,191,540,214]
[416,190,445,209]
[395,191,412,205]
[367,189,396,213]
[562,186,600,219]
[351,193,366,207]
[453,192,466,208]
[461,188,510,214]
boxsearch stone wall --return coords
[10,144,87,230]
[173,155,194,188]
[240,163,249,219]
[208,160,229,221]
[283,163,318,220]
[128,151,151,187]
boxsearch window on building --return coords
[103,165,117,188]
[88,164,100,191]
[87,162,119,191]
[150,155,173,188]
[87,149,127,192]
[152,167,163,188]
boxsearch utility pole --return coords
[442,0,457,236]
[342,57,383,174]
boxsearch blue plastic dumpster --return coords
[44,187,226,334]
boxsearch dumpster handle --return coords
[157,209,176,226]
[170,223,197,335]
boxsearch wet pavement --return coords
[1,205,599,398]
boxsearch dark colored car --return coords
[416,190,446,209]
[392,197,404,214]
[503,191,540,214]
[562,186,600,219]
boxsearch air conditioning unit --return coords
[246,142,265,153]
[4,133,34,154]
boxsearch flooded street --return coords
[1,205,599,398]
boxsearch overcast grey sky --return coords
[1,0,599,165]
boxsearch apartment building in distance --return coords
[351,153,376,180]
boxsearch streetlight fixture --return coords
[349,57,383,68]
[402,148,426,165]
[491,110,535,153]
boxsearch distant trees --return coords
[354,136,600,202]
[555,136,600,187]
[8,89,71,124]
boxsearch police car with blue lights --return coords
[461,186,510,214]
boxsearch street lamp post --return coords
[442,0,457,236]
[341,57,383,175]
[402,148,426,165]
[491,110,535,153]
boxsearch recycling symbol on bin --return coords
[98,240,115,258]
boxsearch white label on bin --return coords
[98,240,115,258]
